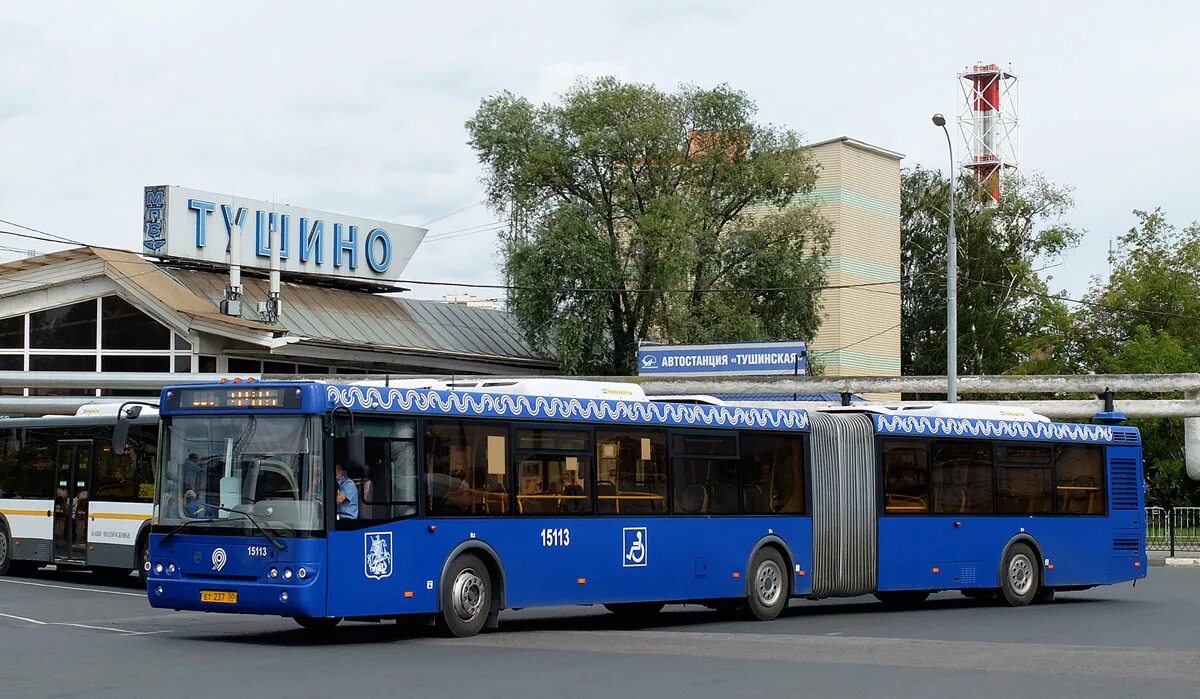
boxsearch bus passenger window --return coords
[930,440,994,514]
[1055,445,1105,515]
[595,429,667,514]
[738,433,805,515]
[425,421,508,517]
[881,440,929,514]
[995,444,1053,515]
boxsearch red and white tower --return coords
[957,63,1018,204]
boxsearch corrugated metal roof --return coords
[163,267,553,365]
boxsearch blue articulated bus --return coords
[136,379,1146,637]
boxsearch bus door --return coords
[808,413,878,598]
[53,440,93,563]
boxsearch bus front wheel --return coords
[745,547,788,621]
[1000,543,1040,607]
[0,523,12,576]
[437,553,492,638]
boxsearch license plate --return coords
[200,590,238,604]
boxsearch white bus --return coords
[0,404,158,582]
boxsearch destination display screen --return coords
[166,387,302,410]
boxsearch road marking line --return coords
[0,611,47,625]
[0,578,145,597]
[0,612,166,635]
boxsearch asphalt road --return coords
[1,567,1198,699]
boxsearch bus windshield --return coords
[157,415,323,535]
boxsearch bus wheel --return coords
[0,523,11,576]
[874,591,930,609]
[604,602,665,621]
[1000,543,1040,607]
[136,537,151,586]
[294,616,343,632]
[746,547,788,621]
[437,553,492,638]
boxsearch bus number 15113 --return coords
[540,528,570,547]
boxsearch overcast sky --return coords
[2,1,1196,302]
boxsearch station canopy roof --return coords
[0,247,556,374]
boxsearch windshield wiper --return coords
[158,508,286,550]
[160,517,219,545]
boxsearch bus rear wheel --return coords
[746,547,788,621]
[294,616,343,632]
[1000,543,1040,607]
[604,602,665,621]
[437,553,492,638]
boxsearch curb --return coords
[1165,557,1200,567]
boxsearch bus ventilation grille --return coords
[1111,432,1139,444]
[1112,538,1140,552]
[1110,458,1140,510]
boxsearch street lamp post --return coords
[931,113,957,403]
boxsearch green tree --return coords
[467,77,832,374]
[1078,210,1200,506]
[901,168,1080,378]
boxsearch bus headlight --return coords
[154,563,163,574]
[167,564,176,575]
[280,591,289,602]
[297,567,307,580]
[283,568,293,580]
[268,567,279,579]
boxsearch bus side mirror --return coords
[347,428,365,467]
[112,405,143,455]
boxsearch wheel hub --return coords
[756,560,782,606]
[1008,554,1034,596]
[451,568,486,622]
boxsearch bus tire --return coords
[1000,543,1039,607]
[0,521,12,576]
[746,547,788,621]
[604,602,665,620]
[136,535,150,586]
[874,591,930,609]
[436,553,492,638]
[294,616,342,632]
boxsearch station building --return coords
[0,186,556,402]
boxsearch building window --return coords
[199,356,217,373]
[739,433,806,514]
[297,364,328,374]
[0,355,20,371]
[1056,445,1105,515]
[263,361,296,374]
[174,356,191,373]
[228,358,262,373]
[930,440,994,514]
[174,334,191,351]
[595,429,667,514]
[30,300,96,349]
[101,296,169,350]
[101,356,171,373]
[0,316,22,349]
[882,440,929,514]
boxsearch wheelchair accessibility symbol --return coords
[622,527,648,567]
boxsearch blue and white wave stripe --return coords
[325,386,809,431]
[874,415,1115,444]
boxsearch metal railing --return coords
[1146,506,1200,555]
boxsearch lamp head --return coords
[931,113,947,127]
